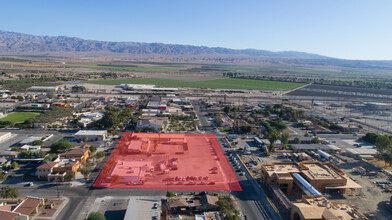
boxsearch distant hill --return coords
[0,30,392,72]
[0,30,326,58]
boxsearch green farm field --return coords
[87,78,304,90]
[0,112,39,123]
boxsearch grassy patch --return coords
[218,127,232,133]
[87,78,304,91]
[0,112,39,123]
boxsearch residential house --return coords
[13,196,44,218]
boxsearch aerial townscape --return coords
[0,1,392,220]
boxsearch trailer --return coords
[317,150,331,160]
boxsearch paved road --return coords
[193,100,280,220]
[5,101,280,220]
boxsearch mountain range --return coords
[0,30,326,58]
[0,30,392,72]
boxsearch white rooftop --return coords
[74,130,107,136]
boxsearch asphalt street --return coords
[192,100,280,220]
[4,102,281,220]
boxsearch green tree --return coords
[224,106,231,114]
[293,137,301,144]
[276,122,287,130]
[64,173,75,181]
[280,133,290,146]
[375,135,391,152]
[87,212,106,220]
[215,117,223,127]
[100,111,120,129]
[240,126,252,133]
[11,161,18,169]
[43,153,57,162]
[80,168,90,179]
[361,132,380,144]
[311,136,320,144]
[381,153,392,167]
[83,136,89,142]
[166,191,174,197]
[95,151,105,159]
[51,139,73,153]
[89,146,97,153]
[0,186,19,201]
[265,129,280,151]
[33,140,44,146]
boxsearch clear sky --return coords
[1,0,391,60]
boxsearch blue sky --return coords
[1,0,391,60]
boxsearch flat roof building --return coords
[290,144,341,153]
[29,86,59,91]
[291,195,368,220]
[107,159,152,184]
[74,130,107,141]
[261,162,361,195]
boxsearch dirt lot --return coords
[334,158,392,219]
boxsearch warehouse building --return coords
[74,130,107,141]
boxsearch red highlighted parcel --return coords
[93,133,242,191]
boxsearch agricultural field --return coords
[87,64,187,72]
[0,112,39,123]
[88,78,304,91]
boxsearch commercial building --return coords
[74,130,107,141]
[261,162,362,195]
[344,148,378,160]
[147,101,167,110]
[291,195,368,220]
[36,148,86,181]
[107,159,152,183]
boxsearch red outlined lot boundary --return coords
[93,133,242,191]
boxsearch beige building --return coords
[291,195,367,220]
[261,162,362,195]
